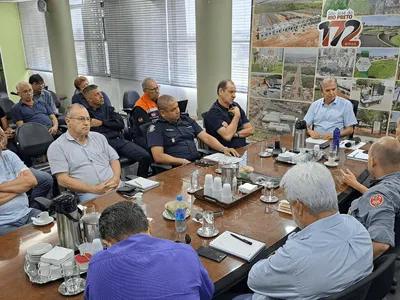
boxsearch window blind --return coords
[18,2,52,72]
[232,0,252,93]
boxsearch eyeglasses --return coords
[146,85,160,92]
[69,116,91,123]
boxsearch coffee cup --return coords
[37,211,50,222]
[38,262,50,277]
[49,265,64,279]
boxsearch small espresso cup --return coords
[37,211,50,221]
[49,265,64,279]
[38,262,50,277]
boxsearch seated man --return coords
[47,104,121,202]
[72,76,112,109]
[0,106,17,153]
[147,95,238,166]
[0,130,41,236]
[12,81,58,136]
[29,74,57,113]
[305,78,357,140]
[204,80,254,148]
[129,77,160,149]
[84,201,214,300]
[341,136,400,258]
[84,84,151,178]
[239,162,373,300]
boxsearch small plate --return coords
[258,152,272,158]
[324,161,338,167]
[58,279,86,296]
[162,210,190,221]
[32,216,54,226]
[27,242,53,256]
[197,227,219,238]
[260,197,279,204]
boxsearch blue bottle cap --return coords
[177,195,183,201]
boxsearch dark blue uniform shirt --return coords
[205,100,249,148]
[12,100,53,127]
[147,115,203,162]
[87,105,125,140]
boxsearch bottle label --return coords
[176,208,186,221]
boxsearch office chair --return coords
[0,98,16,128]
[322,253,397,300]
[16,122,54,172]
[348,99,359,139]
[122,90,140,113]
[178,99,188,114]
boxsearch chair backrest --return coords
[16,123,54,164]
[322,253,396,300]
[123,90,140,109]
[47,90,61,109]
[0,98,15,120]
[349,99,359,118]
[178,99,188,113]
[201,111,208,131]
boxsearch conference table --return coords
[0,136,370,299]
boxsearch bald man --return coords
[341,136,400,258]
[11,81,58,136]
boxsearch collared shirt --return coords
[84,234,215,300]
[47,131,119,186]
[304,96,357,135]
[205,100,249,148]
[12,99,53,127]
[248,213,373,300]
[130,93,160,137]
[33,90,57,113]
[87,105,125,140]
[147,115,203,161]
[71,92,112,109]
[0,150,31,226]
[350,171,400,247]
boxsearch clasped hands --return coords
[308,129,332,140]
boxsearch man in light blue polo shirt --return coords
[235,162,373,300]
[304,78,357,140]
[0,131,41,236]
[47,104,121,202]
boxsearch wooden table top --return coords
[0,136,369,299]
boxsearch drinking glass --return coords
[187,171,199,193]
[200,211,215,236]
[215,157,226,174]
[260,181,278,203]
[63,263,81,294]
[328,145,338,163]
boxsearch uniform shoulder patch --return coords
[149,125,155,132]
[370,194,384,207]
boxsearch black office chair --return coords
[178,99,188,114]
[348,99,359,139]
[322,253,397,300]
[0,98,16,129]
[122,90,140,113]
[16,122,54,172]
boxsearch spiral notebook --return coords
[210,231,266,262]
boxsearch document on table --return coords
[306,137,328,145]
[209,231,266,262]
[203,153,244,164]
[339,140,366,150]
[125,177,160,191]
[347,149,369,162]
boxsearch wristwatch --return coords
[221,146,227,153]
[235,132,240,138]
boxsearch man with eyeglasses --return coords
[47,104,123,202]
[204,80,254,149]
[29,74,58,114]
[12,81,59,136]
[83,84,151,178]
[130,77,160,150]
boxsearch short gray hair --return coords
[142,77,156,90]
[280,162,338,215]
[16,81,30,92]
[65,103,86,118]
[320,77,337,92]
[99,201,149,242]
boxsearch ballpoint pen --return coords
[230,233,253,245]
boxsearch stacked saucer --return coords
[26,242,53,263]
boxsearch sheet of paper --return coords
[306,137,328,145]
[203,152,244,164]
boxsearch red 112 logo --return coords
[318,19,362,47]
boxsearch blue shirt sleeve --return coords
[239,105,249,125]
[102,92,112,107]
[147,123,164,148]
[198,258,215,300]
[43,101,53,116]
[11,103,23,123]
[205,108,224,133]
[304,101,316,126]
[343,100,357,128]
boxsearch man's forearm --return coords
[110,160,121,180]
[57,175,96,194]
[0,192,19,206]
[202,134,224,152]
[154,153,186,166]
[0,175,36,194]
[340,126,354,137]
[218,115,240,141]
[238,126,254,138]
[50,115,58,128]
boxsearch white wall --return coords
[35,71,248,116]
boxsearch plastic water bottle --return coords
[333,128,340,149]
[175,195,187,232]
[135,192,147,216]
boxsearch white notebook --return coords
[210,231,266,262]
[125,177,160,191]
[347,149,368,162]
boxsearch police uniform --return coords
[147,115,203,162]
[350,171,400,248]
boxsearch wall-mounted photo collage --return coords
[248,0,400,140]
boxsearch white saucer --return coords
[32,216,54,226]
[197,227,219,238]
[27,242,53,256]
[162,210,190,221]
[324,161,338,167]
[258,152,272,158]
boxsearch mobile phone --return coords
[196,246,227,263]
[116,185,138,195]
[320,142,330,149]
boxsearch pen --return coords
[231,233,253,245]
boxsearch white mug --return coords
[37,211,50,221]
[49,265,64,279]
[38,262,50,277]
